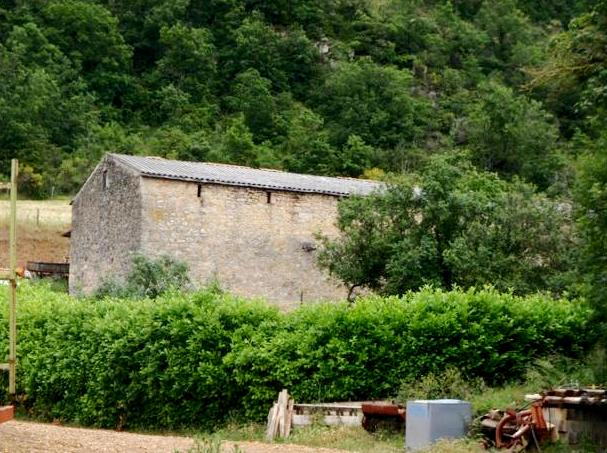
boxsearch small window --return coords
[266,192,272,204]
[197,184,202,198]
[102,170,109,190]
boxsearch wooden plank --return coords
[525,394,542,402]
[266,403,279,441]
[285,398,294,437]
[26,261,70,275]
[268,393,365,437]
[267,389,291,440]
[293,406,360,417]
[0,183,10,190]
[276,389,289,438]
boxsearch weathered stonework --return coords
[69,157,142,295]
[70,155,353,307]
[139,179,347,308]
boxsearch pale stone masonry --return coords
[70,154,381,308]
[70,156,142,293]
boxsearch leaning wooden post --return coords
[8,159,17,395]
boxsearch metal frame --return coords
[0,159,18,395]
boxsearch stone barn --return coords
[69,154,381,307]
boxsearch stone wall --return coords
[69,157,142,294]
[139,178,348,308]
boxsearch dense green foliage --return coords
[537,1,607,316]
[319,154,574,297]
[576,139,607,317]
[2,0,607,310]
[0,0,597,195]
[397,366,486,403]
[1,1,606,436]
[0,283,595,428]
[95,254,191,299]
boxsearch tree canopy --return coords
[319,154,574,298]
[0,0,598,196]
[1,0,607,309]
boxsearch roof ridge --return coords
[112,154,380,184]
[109,153,383,197]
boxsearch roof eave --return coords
[139,173,357,197]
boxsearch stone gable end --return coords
[70,155,349,307]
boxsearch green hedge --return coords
[0,283,597,429]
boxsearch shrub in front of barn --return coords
[0,283,597,430]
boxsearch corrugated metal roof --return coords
[111,154,382,196]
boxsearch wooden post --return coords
[8,159,17,395]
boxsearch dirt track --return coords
[0,421,347,453]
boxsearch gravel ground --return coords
[0,421,347,453]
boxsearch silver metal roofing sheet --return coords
[111,154,382,196]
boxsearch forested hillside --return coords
[0,0,600,195]
[1,2,607,433]
[1,0,607,307]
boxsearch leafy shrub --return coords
[0,283,597,430]
[397,367,486,402]
[94,278,127,299]
[318,154,574,298]
[419,348,607,416]
[126,254,191,298]
[95,254,191,299]
[525,347,607,389]
[224,288,596,418]
[5,284,279,429]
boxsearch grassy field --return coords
[205,424,403,453]
[0,200,71,267]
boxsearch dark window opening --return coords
[102,170,109,190]
[266,192,272,204]
[197,184,202,198]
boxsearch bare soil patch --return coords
[0,421,348,453]
[0,200,71,267]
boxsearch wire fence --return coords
[0,201,71,228]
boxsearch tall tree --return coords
[155,23,217,101]
[534,1,607,315]
[319,154,573,298]
[316,58,433,150]
[39,0,132,103]
[460,81,561,188]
